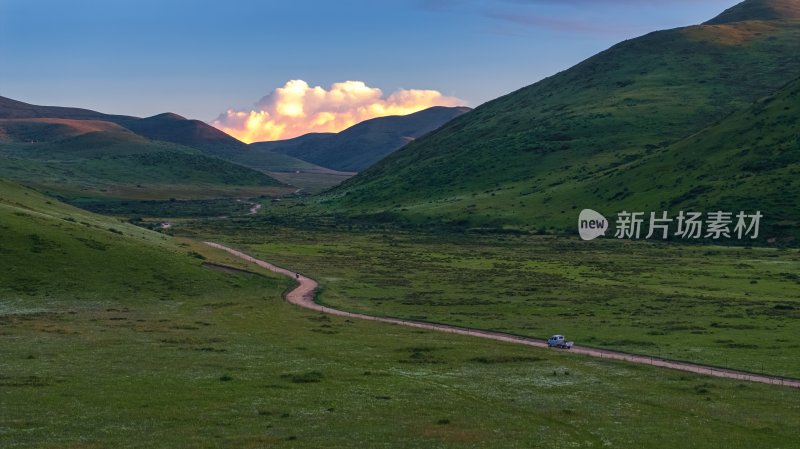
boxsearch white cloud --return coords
[212,80,465,143]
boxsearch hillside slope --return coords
[0,97,308,197]
[257,106,471,171]
[117,112,246,153]
[533,76,800,240]
[0,96,314,178]
[321,0,800,240]
[0,130,287,200]
[0,177,192,299]
[0,118,133,142]
[0,97,242,151]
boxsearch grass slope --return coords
[0,96,334,191]
[0,118,133,142]
[320,2,800,240]
[117,112,247,152]
[1,179,799,448]
[548,76,800,241]
[0,131,288,200]
[258,106,471,172]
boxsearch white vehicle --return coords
[547,335,574,349]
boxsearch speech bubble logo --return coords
[578,209,609,241]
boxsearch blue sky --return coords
[0,0,740,121]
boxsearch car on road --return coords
[548,335,574,349]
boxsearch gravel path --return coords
[205,241,800,389]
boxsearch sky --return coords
[0,0,741,139]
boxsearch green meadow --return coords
[180,216,800,379]
[2,180,799,448]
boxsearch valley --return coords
[1,0,799,447]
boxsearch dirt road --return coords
[205,242,800,389]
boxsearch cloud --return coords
[212,80,465,143]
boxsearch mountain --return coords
[0,118,133,142]
[0,95,134,122]
[0,131,287,200]
[0,95,341,190]
[117,112,246,152]
[530,76,800,240]
[0,96,241,150]
[319,0,800,241]
[0,97,317,198]
[255,106,471,172]
[0,125,287,200]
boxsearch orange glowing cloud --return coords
[211,80,465,143]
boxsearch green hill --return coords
[0,96,333,191]
[117,112,246,152]
[0,130,287,200]
[257,106,471,172]
[0,118,133,142]
[546,76,800,241]
[0,177,184,300]
[319,0,800,241]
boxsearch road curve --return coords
[204,242,800,389]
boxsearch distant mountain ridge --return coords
[0,96,244,150]
[254,106,471,172]
[0,95,136,123]
[0,96,458,191]
[0,96,291,199]
[0,96,343,188]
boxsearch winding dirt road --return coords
[205,242,800,389]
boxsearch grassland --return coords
[178,216,800,379]
[3,179,800,448]
[268,169,355,194]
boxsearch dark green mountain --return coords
[0,100,289,199]
[0,96,316,179]
[320,0,800,241]
[117,112,246,152]
[535,76,800,241]
[0,128,286,200]
[255,106,471,172]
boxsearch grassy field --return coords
[268,169,355,194]
[178,217,800,379]
[2,179,800,448]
